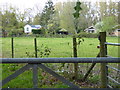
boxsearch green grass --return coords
[2,37,119,58]
[1,37,119,88]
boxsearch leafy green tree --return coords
[40,0,55,36]
[55,1,76,34]
[33,14,41,25]
[1,7,18,31]
[0,5,32,36]
[55,1,95,34]
[95,16,117,33]
[97,1,118,21]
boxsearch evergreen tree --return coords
[40,0,55,26]
[40,0,55,31]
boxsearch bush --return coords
[32,29,41,34]
[8,28,24,37]
[32,29,45,34]
[78,32,99,38]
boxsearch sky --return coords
[0,0,119,10]
[0,0,119,13]
[0,0,66,9]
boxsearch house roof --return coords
[29,25,41,28]
[84,26,95,31]
[59,28,68,32]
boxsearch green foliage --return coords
[73,0,82,35]
[40,0,55,26]
[1,10,18,31]
[32,29,41,34]
[88,75,100,84]
[95,16,117,33]
[8,28,24,37]
[32,29,45,34]
[25,44,51,58]
[78,32,99,38]
[73,1,82,19]
[102,16,117,32]
[40,0,58,36]
[2,37,119,88]
[57,2,76,34]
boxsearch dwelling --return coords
[57,28,68,35]
[84,26,96,33]
[24,24,42,33]
[111,29,120,36]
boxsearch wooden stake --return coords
[100,32,108,88]
[73,37,78,79]
[11,37,14,58]
[34,38,37,58]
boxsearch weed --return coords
[25,44,51,58]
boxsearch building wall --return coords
[114,31,120,36]
[24,25,32,33]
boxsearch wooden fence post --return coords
[100,32,108,88]
[11,37,14,58]
[117,1,120,83]
[73,37,78,79]
[34,38,37,58]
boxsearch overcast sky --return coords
[0,0,66,9]
[0,0,119,13]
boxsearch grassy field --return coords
[2,37,119,58]
[1,37,120,88]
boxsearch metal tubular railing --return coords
[107,84,113,88]
[107,65,120,72]
[107,76,120,85]
[103,38,120,88]
[1,57,119,63]
[105,42,120,46]
[1,57,120,89]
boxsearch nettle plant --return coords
[25,44,51,58]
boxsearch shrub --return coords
[8,28,24,37]
[32,28,45,34]
[78,32,99,38]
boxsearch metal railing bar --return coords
[107,84,113,88]
[107,65,120,72]
[1,57,120,63]
[107,76,120,85]
[37,64,79,88]
[1,64,32,86]
[105,42,120,46]
[1,88,120,90]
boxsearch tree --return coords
[95,16,117,33]
[32,4,45,25]
[55,1,76,34]
[1,6,18,31]
[55,1,97,34]
[97,1,118,21]
[40,0,55,36]
[33,14,41,25]
[0,4,33,36]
